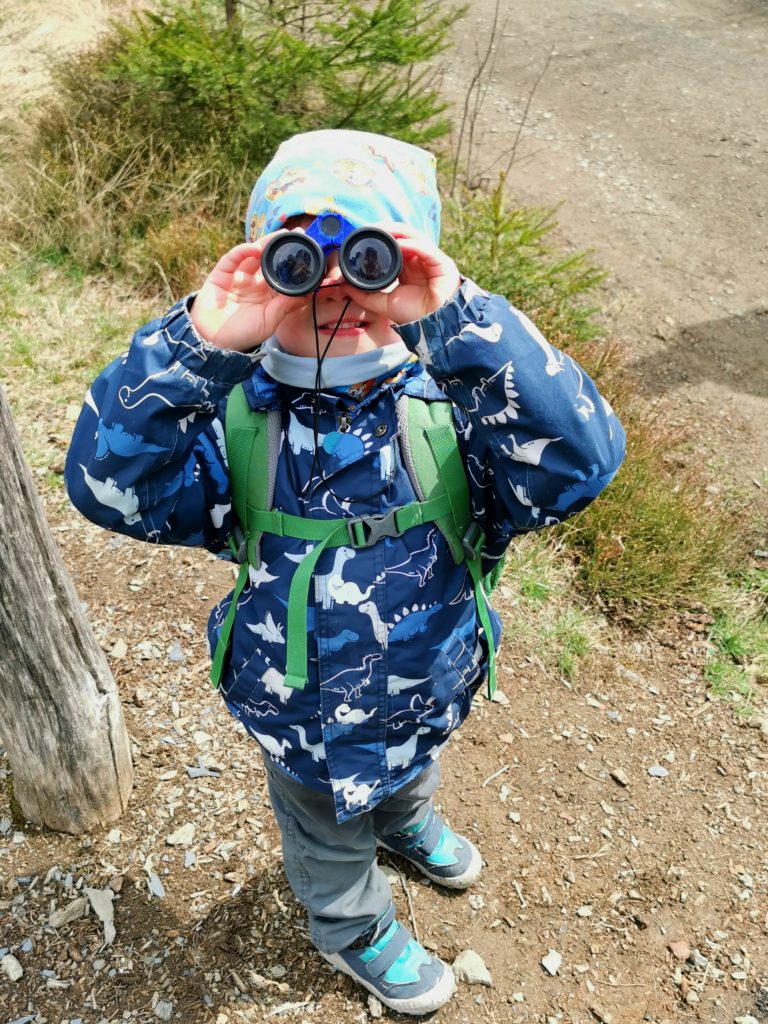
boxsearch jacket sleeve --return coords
[394,278,626,563]
[64,296,264,551]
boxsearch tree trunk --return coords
[0,386,133,833]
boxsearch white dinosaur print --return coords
[500,432,560,467]
[332,774,381,811]
[252,730,292,759]
[358,600,389,646]
[324,653,383,702]
[334,703,376,726]
[210,502,231,529]
[261,667,295,705]
[315,547,378,609]
[247,612,285,644]
[464,321,503,343]
[79,465,141,526]
[513,308,565,376]
[289,724,326,762]
[387,674,430,696]
[386,727,431,770]
[249,563,279,589]
[383,528,439,587]
[288,410,325,455]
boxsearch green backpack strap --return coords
[210,384,277,688]
[398,397,498,698]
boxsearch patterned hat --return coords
[245,129,440,245]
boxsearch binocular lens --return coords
[262,236,325,295]
[341,229,402,291]
[261,225,402,295]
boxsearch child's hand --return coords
[339,223,461,326]
[189,234,311,351]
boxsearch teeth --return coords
[323,321,366,329]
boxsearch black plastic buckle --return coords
[347,508,404,548]
[462,522,485,561]
[228,524,248,563]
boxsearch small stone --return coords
[491,690,509,706]
[499,733,515,744]
[85,887,116,945]
[668,939,691,961]
[110,639,128,659]
[576,905,593,918]
[590,1008,613,1024]
[453,950,492,986]
[734,1016,760,1024]
[193,731,212,746]
[133,686,151,706]
[541,949,562,976]
[648,764,669,778]
[167,641,186,662]
[685,989,700,1005]
[367,994,384,1018]
[49,897,89,929]
[147,873,166,898]
[166,823,195,847]
[106,828,122,845]
[508,811,521,823]
[510,991,525,1002]
[610,768,630,787]
[2,954,23,981]
[154,1000,174,1021]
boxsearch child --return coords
[65,130,625,1015]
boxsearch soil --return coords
[2,3,768,1024]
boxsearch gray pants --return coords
[261,755,441,954]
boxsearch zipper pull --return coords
[338,413,351,433]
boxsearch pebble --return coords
[648,764,669,778]
[49,897,89,929]
[576,905,593,917]
[110,638,128,659]
[668,939,691,960]
[167,641,186,662]
[166,823,195,847]
[154,1000,174,1020]
[541,949,562,976]
[734,1016,759,1024]
[106,828,122,845]
[609,767,630,787]
[453,950,492,986]
[367,994,384,1018]
[2,953,23,981]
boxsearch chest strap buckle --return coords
[347,507,404,548]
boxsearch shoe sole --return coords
[321,951,457,1014]
[378,837,483,890]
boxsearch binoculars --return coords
[261,211,402,296]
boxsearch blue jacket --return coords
[65,279,625,822]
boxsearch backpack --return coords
[209,383,502,698]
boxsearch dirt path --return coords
[1,5,768,1024]
[445,0,768,507]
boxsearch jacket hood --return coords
[245,129,441,244]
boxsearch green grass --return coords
[705,572,768,716]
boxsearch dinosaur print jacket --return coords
[65,278,626,822]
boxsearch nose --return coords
[316,250,347,294]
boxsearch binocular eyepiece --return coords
[261,212,402,296]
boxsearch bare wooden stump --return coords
[0,385,133,833]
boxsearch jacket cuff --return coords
[160,294,266,385]
[393,277,490,369]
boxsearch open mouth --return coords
[318,319,370,333]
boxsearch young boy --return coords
[65,130,625,1015]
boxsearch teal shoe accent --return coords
[383,939,431,985]
[377,805,482,889]
[321,902,456,1015]
[425,827,461,868]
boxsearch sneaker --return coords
[377,807,482,889]
[321,903,456,1015]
